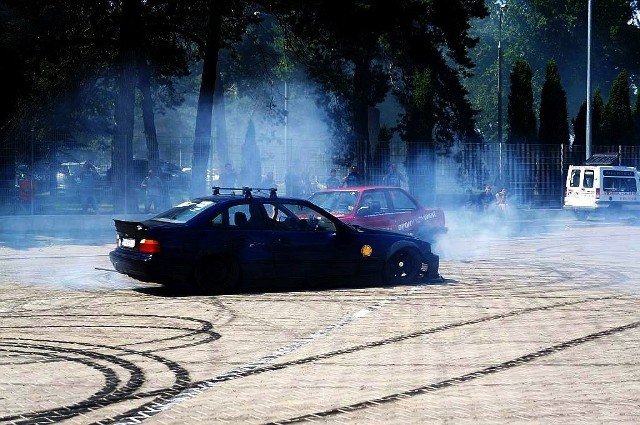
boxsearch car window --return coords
[309,191,358,214]
[153,199,217,223]
[603,177,637,192]
[388,189,418,212]
[266,201,337,232]
[569,169,581,188]
[583,170,594,188]
[212,203,268,229]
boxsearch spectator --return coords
[218,163,237,188]
[495,187,509,217]
[382,163,405,187]
[18,171,35,203]
[261,171,277,189]
[325,169,341,189]
[77,162,100,213]
[141,169,163,213]
[478,184,494,213]
[343,165,361,187]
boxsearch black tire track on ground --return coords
[102,294,623,424]
[0,337,192,424]
[0,314,221,353]
[0,341,144,424]
[267,319,640,424]
[0,313,220,423]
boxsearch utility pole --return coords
[586,0,593,160]
[496,0,507,180]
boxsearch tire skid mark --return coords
[0,326,195,424]
[103,294,620,425]
[267,319,640,424]
[1,337,192,424]
[0,341,143,424]
[0,314,221,353]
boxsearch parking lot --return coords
[1,212,639,424]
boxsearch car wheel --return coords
[382,248,421,285]
[194,255,240,294]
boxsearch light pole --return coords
[586,0,592,160]
[496,0,507,180]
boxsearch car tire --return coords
[194,255,240,294]
[382,248,421,285]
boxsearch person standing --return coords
[478,184,494,213]
[382,163,405,187]
[343,165,361,187]
[141,169,163,213]
[77,162,99,213]
[218,163,237,188]
[325,169,341,189]
[495,187,509,217]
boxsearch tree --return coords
[507,59,537,144]
[538,60,569,145]
[467,0,640,141]
[274,0,487,186]
[603,70,633,146]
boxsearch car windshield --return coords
[309,191,358,214]
[152,199,217,223]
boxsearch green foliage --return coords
[538,60,569,145]
[467,0,640,141]
[603,70,633,145]
[507,59,537,144]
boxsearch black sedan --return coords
[109,188,440,293]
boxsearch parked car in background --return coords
[308,186,447,242]
[109,187,441,294]
[56,162,85,192]
[107,159,189,190]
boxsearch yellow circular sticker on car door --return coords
[361,245,373,257]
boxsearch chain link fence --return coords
[2,133,639,215]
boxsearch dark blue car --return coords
[109,187,440,294]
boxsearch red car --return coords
[309,186,446,242]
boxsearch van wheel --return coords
[574,211,588,221]
[194,255,240,294]
[382,249,421,285]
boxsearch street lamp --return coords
[496,0,507,180]
[586,0,592,160]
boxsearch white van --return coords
[564,162,640,219]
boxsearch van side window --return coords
[570,170,581,188]
[583,170,594,188]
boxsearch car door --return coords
[565,167,596,208]
[385,188,422,233]
[205,201,276,280]
[266,201,359,279]
[354,189,394,230]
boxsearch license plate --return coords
[121,237,136,248]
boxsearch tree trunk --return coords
[214,71,229,167]
[353,57,372,184]
[112,0,140,213]
[191,0,223,197]
[139,58,160,173]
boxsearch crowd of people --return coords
[465,184,510,218]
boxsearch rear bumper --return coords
[109,249,191,284]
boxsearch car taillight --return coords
[139,239,161,253]
[595,188,600,199]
